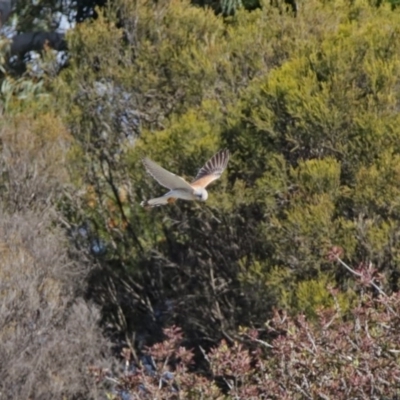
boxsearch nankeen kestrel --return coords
[140,149,230,208]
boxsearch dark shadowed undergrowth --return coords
[93,260,400,399]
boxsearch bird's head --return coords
[195,189,208,202]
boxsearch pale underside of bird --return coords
[140,149,230,208]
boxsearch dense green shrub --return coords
[48,0,400,348]
[51,0,400,343]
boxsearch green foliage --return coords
[47,0,400,351]
[295,274,354,317]
[224,0,400,290]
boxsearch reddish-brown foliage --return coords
[95,266,400,399]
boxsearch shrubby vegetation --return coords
[95,265,400,398]
[0,76,110,398]
[2,0,400,397]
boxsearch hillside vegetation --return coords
[1,0,400,398]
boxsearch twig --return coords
[335,255,396,316]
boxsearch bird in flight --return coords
[140,149,230,208]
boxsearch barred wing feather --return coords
[191,149,230,188]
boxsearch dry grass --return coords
[0,210,111,399]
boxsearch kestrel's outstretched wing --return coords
[191,149,230,188]
[142,157,193,191]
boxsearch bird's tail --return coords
[140,195,176,208]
